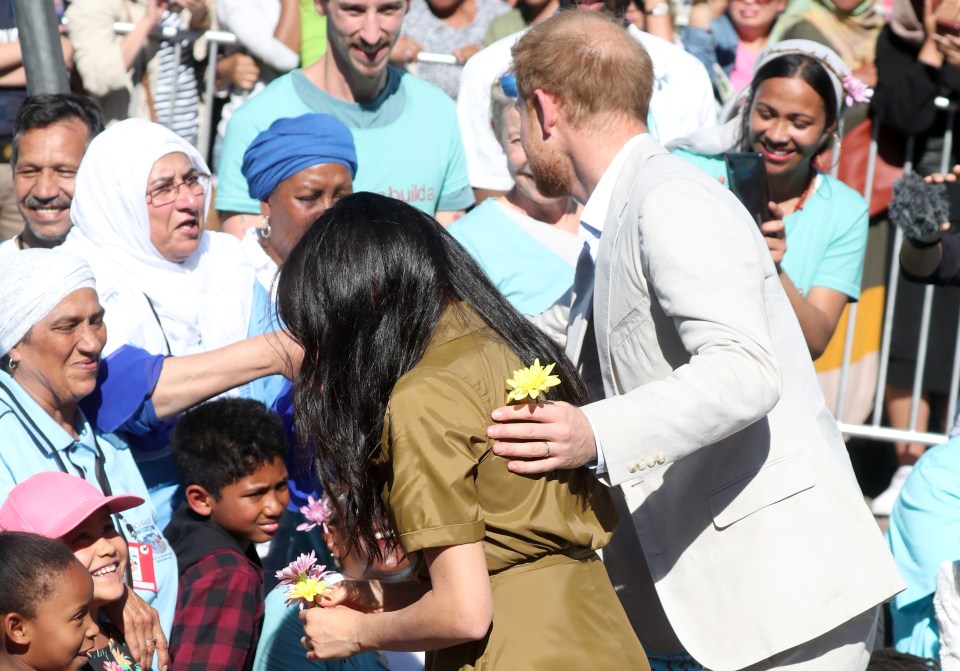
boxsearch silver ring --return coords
[545,442,551,457]
[146,637,157,644]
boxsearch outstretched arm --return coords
[301,542,493,658]
[150,331,301,419]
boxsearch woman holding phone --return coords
[669,39,870,360]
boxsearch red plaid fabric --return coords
[170,549,264,671]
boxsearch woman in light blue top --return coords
[670,39,870,359]
[449,75,581,316]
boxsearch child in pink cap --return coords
[0,472,150,671]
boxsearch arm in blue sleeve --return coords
[80,345,167,435]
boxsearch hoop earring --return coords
[830,131,842,169]
[8,358,18,372]
[256,216,271,241]
[815,131,842,172]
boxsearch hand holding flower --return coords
[300,605,364,660]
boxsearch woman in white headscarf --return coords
[62,118,289,528]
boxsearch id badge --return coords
[128,541,158,592]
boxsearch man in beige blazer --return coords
[486,11,904,671]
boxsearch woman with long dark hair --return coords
[277,192,647,670]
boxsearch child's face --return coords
[60,507,129,608]
[25,561,98,671]
[211,457,289,548]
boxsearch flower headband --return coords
[755,39,870,113]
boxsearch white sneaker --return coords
[871,465,914,516]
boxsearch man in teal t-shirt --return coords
[217,0,474,235]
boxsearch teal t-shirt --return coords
[449,199,581,315]
[216,67,473,216]
[675,149,868,300]
[886,439,960,660]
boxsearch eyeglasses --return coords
[146,172,210,207]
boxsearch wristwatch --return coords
[646,2,670,16]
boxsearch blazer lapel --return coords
[593,136,668,396]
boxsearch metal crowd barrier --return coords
[111,22,460,160]
[832,97,959,448]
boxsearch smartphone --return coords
[725,152,773,226]
[937,19,960,36]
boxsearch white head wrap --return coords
[668,39,869,156]
[0,248,96,356]
[61,119,254,358]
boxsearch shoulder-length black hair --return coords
[738,53,839,153]
[277,192,587,560]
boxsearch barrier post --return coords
[12,0,68,94]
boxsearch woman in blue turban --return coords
[240,113,358,288]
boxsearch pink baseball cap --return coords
[0,472,144,539]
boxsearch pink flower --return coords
[842,72,870,106]
[275,550,319,587]
[297,495,333,534]
[274,551,337,609]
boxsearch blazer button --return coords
[627,463,639,474]
[656,454,665,465]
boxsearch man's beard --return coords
[525,138,575,199]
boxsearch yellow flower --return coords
[506,358,561,403]
[286,575,329,608]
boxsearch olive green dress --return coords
[375,303,649,671]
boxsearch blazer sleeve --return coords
[583,176,783,486]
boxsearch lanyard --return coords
[0,378,137,586]
[0,379,117,504]
[143,293,173,356]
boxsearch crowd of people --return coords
[3,0,960,669]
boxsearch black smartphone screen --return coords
[725,152,773,226]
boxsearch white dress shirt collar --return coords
[579,133,648,256]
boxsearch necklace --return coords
[792,169,819,213]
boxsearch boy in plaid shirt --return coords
[164,398,290,671]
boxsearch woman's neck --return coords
[433,0,476,27]
[768,163,816,211]
[15,376,79,439]
[501,189,580,234]
[259,236,283,267]
[736,29,770,52]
